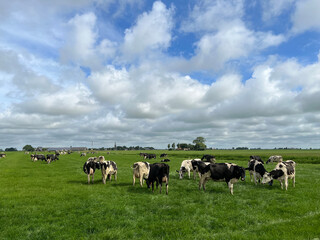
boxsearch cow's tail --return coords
[131,163,139,169]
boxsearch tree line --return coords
[168,137,207,150]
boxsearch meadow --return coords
[0,149,319,240]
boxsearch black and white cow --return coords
[261,161,296,190]
[201,154,216,163]
[266,155,283,164]
[0,153,6,158]
[198,163,246,195]
[46,154,59,164]
[132,161,150,187]
[191,160,211,178]
[145,153,156,160]
[245,158,265,184]
[146,163,169,195]
[99,156,117,184]
[160,153,168,158]
[31,154,46,162]
[83,159,100,184]
[176,159,201,179]
[161,159,170,162]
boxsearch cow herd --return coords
[82,153,296,195]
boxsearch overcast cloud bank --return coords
[1,0,320,149]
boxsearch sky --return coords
[1,0,320,150]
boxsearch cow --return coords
[46,154,59,164]
[80,153,86,157]
[83,159,100,184]
[252,160,268,185]
[261,161,296,190]
[246,158,265,183]
[31,154,46,162]
[0,153,6,158]
[176,159,201,179]
[191,160,211,178]
[132,161,150,187]
[201,154,216,163]
[266,155,283,164]
[145,153,156,160]
[146,163,169,195]
[99,156,117,184]
[198,163,246,195]
[250,155,264,163]
[161,159,170,162]
[160,153,168,158]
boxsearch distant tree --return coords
[5,147,17,151]
[193,137,206,145]
[168,144,170,149]
[23,145,34,152]
[172,143,175,150]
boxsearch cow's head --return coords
[238,167,246,181]
[261,172,272,185]
[176,167,186,179]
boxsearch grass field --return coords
[0,150,320,240]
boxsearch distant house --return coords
[70,147,87,151]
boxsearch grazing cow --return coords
[80,153,86,157]
[201,154,216,163]
[132,161,150,187]
[99,156,117,184]
[0,153,6,158]
[46,154,59,164]
[145,153,156,160]
[146,163,169,195]
[160,153,168,158]
[266,155,283,164]
[161,159,170,162]
[83,159,100,184]
[176,159,201,179]
[246,158,265,183]
[261,161,296,190]
[198,163,246,195]
[31,154,46,162]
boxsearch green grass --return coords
[0,150,320,239]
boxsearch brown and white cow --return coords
[261,161,296,190]
[132,161,150,187]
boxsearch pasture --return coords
[0,150,320,240]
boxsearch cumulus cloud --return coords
[180,0,285,71]
[122,1,174,59]
[291,0,320,33]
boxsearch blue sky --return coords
[1,0,320,149]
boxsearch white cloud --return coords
[291,0,320,33]
[262,0,295,21]
[122,1,174,59]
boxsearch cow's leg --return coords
[103,174,106,184]
[253,172,258,185]
[285,177,288,190]
[228,182,234,195]
[133,175,136,186]
[114,172,117,181]
[280,179,283,189]
[152,182,154,192]
[188,169,191,179]
[159,182,162,194]
[193,170,196,180]
[202,178,209,191]
[92,173,94,184]
[87,174,90,184]
[199,176,204,190]
[292,176,295,187]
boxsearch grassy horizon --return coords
[0,150,319,239]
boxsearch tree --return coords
[193,137,206,145]
[23,145,34,152]
[193,137,207,150]
[168,144,170,149]
[172,143,175,150]
[5,147,17,151]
